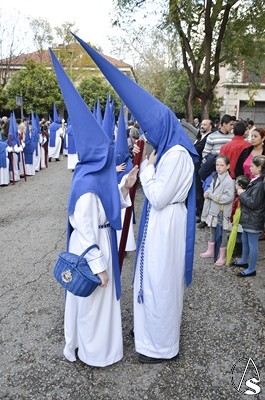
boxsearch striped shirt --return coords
[202,130,234,157]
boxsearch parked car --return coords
[180,119,198,143]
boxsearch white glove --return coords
[14,144,23,153]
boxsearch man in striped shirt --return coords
[202,114,234,157]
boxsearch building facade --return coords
[217,66,265,127]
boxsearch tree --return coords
[0,9,29,89]
[53,21,79,48]
[51,24,103,86]
[4,60,62,116]
[78,76,120,115]
[28,17,54,62]
[109,21,186,114]
[114,0,265,122]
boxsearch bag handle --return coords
[78,244,100,262]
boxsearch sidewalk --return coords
[0,157,264,399]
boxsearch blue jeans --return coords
[240,230,260,273]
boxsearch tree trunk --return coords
[186,87,195,123]
[201,98,212,119]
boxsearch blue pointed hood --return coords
[8,112,19,146]
[115,103,133,183]
[48,120,60,148]
[92,102,97,117]
[102,94,114,141]
[23,121,34,164]
[53,104,61,124]
[96,99,103,125]
[71,33,199,287]
[49,49,121,231]
[71,32,198,164]
[66,122,76,155]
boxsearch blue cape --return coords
[0,141,7,168]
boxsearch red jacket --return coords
[220,136,251,179]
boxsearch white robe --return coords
[67,153,78,170]
[40,135,47,169]
[9,151,20,182]
[34,142,41,172]
[25,162,35,176]
[64,190,130,367]
[134,145,194,359]
[48,127,63,159]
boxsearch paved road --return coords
[0,157,264,399]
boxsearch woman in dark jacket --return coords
[232,155,265,277]
[234,128,265,178]
[194,120,213,223]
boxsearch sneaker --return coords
[197,221,207,229]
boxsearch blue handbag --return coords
[53,244,101,297]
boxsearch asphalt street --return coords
[0,156,264,400]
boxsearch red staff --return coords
[119,139,145,271]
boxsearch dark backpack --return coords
[198,153,217,181]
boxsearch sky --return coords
[1,0,118,57]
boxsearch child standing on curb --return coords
[232,155,265,277]
[200,155,235,266]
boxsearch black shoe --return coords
[130,328,134,338]
[48,157,51,162]
[138,353,179,364]
[55,158,60,161]
[197,221,207,229]
[237,271,256,277]
[231,261,248,268]
[232,242,242,257]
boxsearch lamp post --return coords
[16,95,24,120]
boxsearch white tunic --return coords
[25,163,35,176]
[34,142,41,172]
[48,127,63,159]
[134,145,194,359]
[67,153,78,170]
[40,135,48,169]
[9,152,20,182]
[64,190,130,367]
